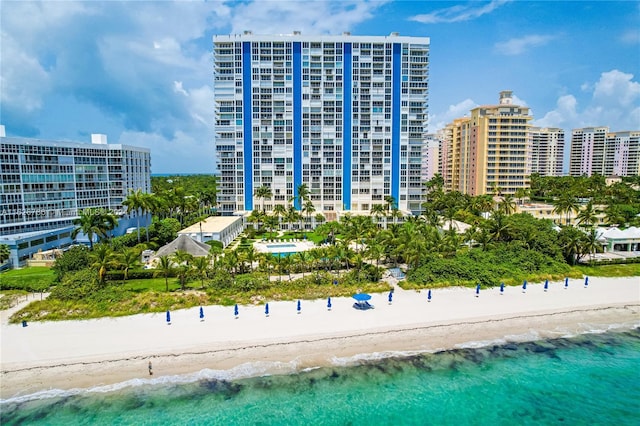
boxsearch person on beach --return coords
[148,361,153,376]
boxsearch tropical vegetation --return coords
[3,174,639,323]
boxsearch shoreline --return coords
[1,277,639,400]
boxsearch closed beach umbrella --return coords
[475,284,480,297]
[388,291,393,304]
[522,280,527,293]
[564,277,569,289]
[234,304,239,318]
[297,300,301,314]
[584,276,589,288]
[500,282,505,295]
[427,289,432,302]
[544,279,549,292]
[265,303,270,317]
[199,306,204,321]
[327,297,332,310]
[166,310,171,324]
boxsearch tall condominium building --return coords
[213,32,430,217]
[569,127,640,177]
[441,91,532,196]
[0,127,151,266]
[421,134,441,183]
[529,127,564,176]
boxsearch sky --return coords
[1,0,639,174]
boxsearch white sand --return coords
[1,276,638,399]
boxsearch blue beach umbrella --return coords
[522,280,527,293]
[265,303,270,317]
[388,291,393,304]
[475,284,480,297]
[327,297,332,310]
[500,282,505,295]
[427,289,432,302]
[584,276,589,288]
[297,300,301,314]
[564,277,569,289]
[166,310,171,325]
[544,279,549,292]
[234,304,239,318]
[199,306,204,321]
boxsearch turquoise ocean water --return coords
[2,329,639,425]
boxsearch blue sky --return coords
[1,0,639,173]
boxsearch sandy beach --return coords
[1,276,638,400]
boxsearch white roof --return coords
[598,227,640,240]
[178,216,243,234]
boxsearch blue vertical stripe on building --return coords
[242,42,253,211]
[293,42,303,210]
[391,43,401,208]
[343,42,352,211]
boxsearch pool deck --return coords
[253,240,316,254]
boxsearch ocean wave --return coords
[3,321,638,406]
[0,360,302,406]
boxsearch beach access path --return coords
[1,277,638,399]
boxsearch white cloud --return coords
[119,129,214,174]
[229,0,389,35]
[494,34,555,55]
[428,98,478,132]
[534,70,640,131]
[620,28,640,44]
[410,0,509,24]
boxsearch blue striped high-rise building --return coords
[214,32,429,219]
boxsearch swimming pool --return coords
[266,243,296,249]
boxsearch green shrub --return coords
[52,246,90,281]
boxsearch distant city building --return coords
[421,134,441,183]
[213,32,430,217]
[441,91,532,195]
[0,126,151,267]
[529,127,564,176]
[569,127,640,177]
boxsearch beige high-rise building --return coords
[441,91,532,195]
[529,127,564,176]
[569,127,640,177]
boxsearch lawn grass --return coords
[572,263,640,278]
[0,267,56,291]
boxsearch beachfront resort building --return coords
[529,127,564,177]
[177,215,244,248]
[440,91,533,196]
[213,32,430,217]
[0,126,151,267]
[569,127,640,177]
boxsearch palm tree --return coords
[370,204,386,226]
[191,256,211,289]
[71,209,117,249]
[384,195,396,216]
[498,194,516,215]
[122,188,145,243]
[255,185,273,214]
[314,213,325,227]
[89,244,114,284]
[272,204,287,233]
[156,255,173,292]
[576,201,599,228]
[292,183,310,210]
[172,250,193,290]
[302,199,315,232]
[285,206,301,233]
[117,247,140,280]
[582,229,602,262]
[296,251,308,277]
[553,194,580,225]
